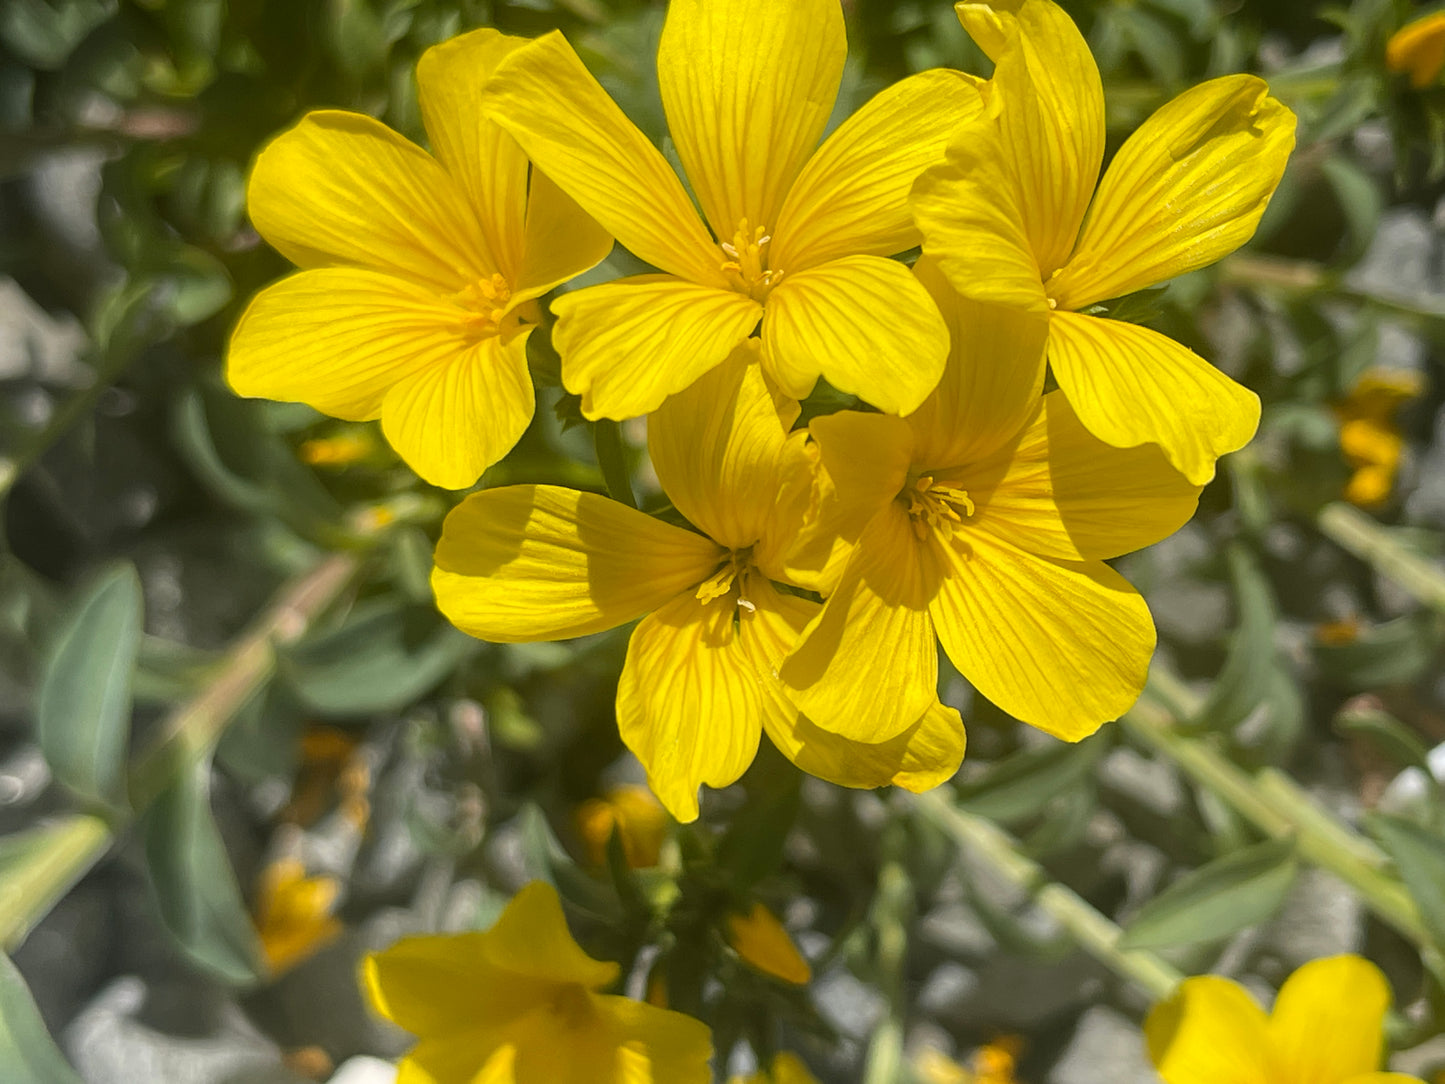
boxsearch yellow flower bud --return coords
[725,902,811,985]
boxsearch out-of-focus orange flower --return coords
[298,430,377,468]
[575,784,670,868]
[1387,12,1445,88]
[725,903,811,985]
[913,1038,1023,1084]
[1334,370,1423,508]
[1315,617,1362,646]
[254,857,343,975]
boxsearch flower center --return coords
[719,219,784,303]
[546,984,596,1032]
[450,273,513,338]
[902,475,975,541]
[694,549,756,612]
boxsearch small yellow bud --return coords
[725,902,811,985]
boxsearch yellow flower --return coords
[254,857,343,976]
[1387,12,1445,88]
[779,264,1202,743]
[431,341,966,821]
[1145,954,1424,1084]
[478,0,984,420]
[724,903,812,985]
[729,1052,820,1084]
[1335,370,1423,508]
[913,0,1296,485]
[576,784,670,868]
[913,1039,1022,1084]
[363,881,712,1084]
[227,29,611,489]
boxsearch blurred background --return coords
[2,0,1445,1081]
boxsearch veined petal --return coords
[772,69,984,271]
[753,430,824,585]
[515,168,614,304]
[247,111,489,292]
[1050,76,1297,310]
[552,275,763,421]
[648,342,799,550]
[656,0,844,239]
[482,32,724,286]
[1048,310,1260,485]
[380,329,535,489]
[956,0,1104,277]
[906,258,1048,469]
[432,485,725,642]
[965,390,1203,562]
[227,268,470,421]
[931,528,1154,741]
[1144,976,1271,1084]
[1269,956,1391,1084]
[762,255,948,414]
[781,503,943,743]
[416,29,529,282]
[617,592,762,823]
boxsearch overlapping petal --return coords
[1268,956,1390,1084]
[1144,976,1272,1084]
[516,168,614,304]
[475,882,623,988]
[552,275,763,420]
[656,0,844,240]
[1048,310,1261,485]
[432,485,724,642]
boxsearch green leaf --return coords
[953,737,1107,823]
[0,953,84,1084]
[0,818,111,952]
[1119,837,1299,950]
[35,564,143,808]
[140,765,261,986]
[515,804,621,924]
[1313,613,1443,691]
[0,0,114,69]
[1320,156,1383,265]
[715,762,801,892]
[1368,814,1445,952]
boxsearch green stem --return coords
[0,816,111,952]
[593,419,637,509]
[913,791,1183,1002]
[862,846,912,1084]
[1317,502,1445,616]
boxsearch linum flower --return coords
[1145,954,1424,1084]
[227,29,610,489]
[780,262,1202,742]
[913,0,1296,485]
[477,0,983,420]
[1387,12,1445,88]
[1335,370,1424,507]
[364,881,711,1084]
[253,857,342,976]
[430,342,965,821]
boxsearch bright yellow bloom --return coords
[730,1052,820,1084]
[724,903,812,985]
[576,784,670,868]
[913,1038,1022,1084]
[227,29,611,489]
[363,881,712,1084]
[431,342,966,821]
[478,0,983,420]
[913,0,1296,485]
[1146,954,1424,1084]
[253,857,343,976]
[1387,12,1445,88]
[780,263,1202,743]
[1335,370,1424,507]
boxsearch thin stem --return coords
[593,419,637,509]
[913,791,1183,1002]
[861,844,913,1084]
[1317,502,1445,616]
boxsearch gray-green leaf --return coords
[0,952,83,1084]
[1368,814,1445,953]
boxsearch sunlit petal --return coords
[1144,976,1271,1084]
[1269,955,1391,1084]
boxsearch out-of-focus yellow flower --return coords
[1387,12,1445,88]
[1146,954,1424,1084]
[364,881,712,1083]
[1315,617,1362,646]
[254,857,343,976]
[576,784,670,868]
[725,902,811,985]
[1335,370,1423,508]
[298,432,376,468]
[729,1051,819,1084]
[227,29,610,489]
[913,1039,1022,1084]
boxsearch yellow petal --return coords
[956,0,1104,276]
[227,268,470,421]
[593,994,714,1084]
[432,485,725,642]
[380,330,534,489]
[772,69,984,271]
[1340,1076,1426,1084]
[482,32,723,286]
[516,168,615,304]
[930,528,1154,741]
[247,111,489,292]
[762,255,948,413]
[647,341,798,550]
[1144,976,1271,1084]
[363,937,544,1038]
[656,0,844,239]
[906,259,1048,469]
[1050,76,1297,310]
[416,29,529,282]
[1048,310,1260,485]
[725,903,811,985]
[478,881,622,988]
[552,275,763,421]
[616,591,762,823]
[782,503,943,743]
[398,1036,514,1084]
[753,430,826,585]
[1387,12,1445,88]
[1268,955,1391,1083]
[964,390,1203,562]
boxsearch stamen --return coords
[718,218,784,303]
[450,273,514,338]
[903,475,975,541]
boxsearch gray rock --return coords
[1261,868,1364,966]
[1046,1005,1157,1084]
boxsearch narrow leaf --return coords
[1369,814,1445,952]
[0,953,84,1084]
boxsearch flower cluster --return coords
[227,0,1295,824]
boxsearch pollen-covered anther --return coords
[719,219,784,302]
[451,273,513,337]
[694,550,752,606]
[905,475,975,541]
